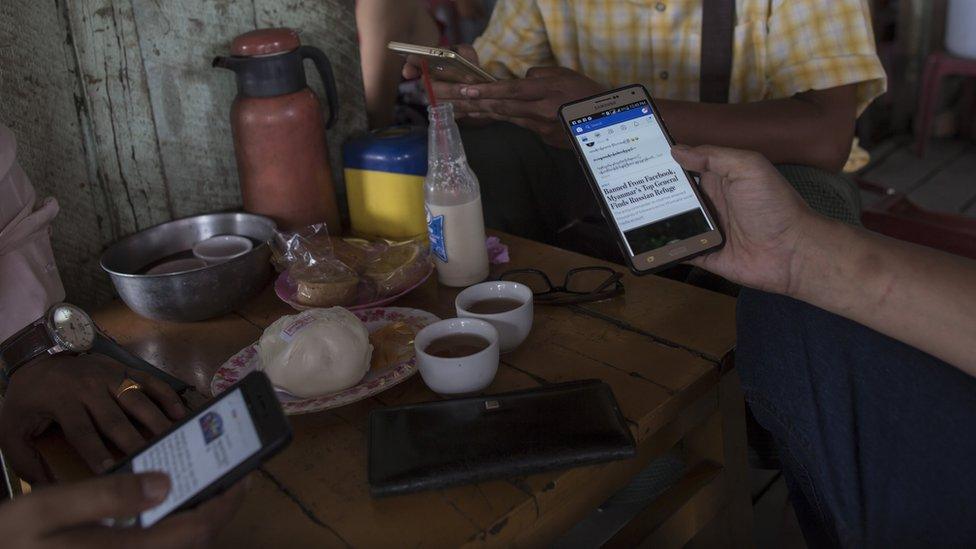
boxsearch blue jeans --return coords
[737,289,976,548]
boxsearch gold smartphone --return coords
[559,84,724,275]
[387,41,497,83]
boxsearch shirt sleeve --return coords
[472,0,554,79]
[0,125,65,343]
[765,0,887,114]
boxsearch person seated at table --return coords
[0,123,244,545]
[403,0,886,257]
[356,0,439,128]
[671,144,976,546]
[356,0,494,128]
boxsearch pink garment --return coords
[0,124,64,343]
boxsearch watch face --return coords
[49,304,96,351]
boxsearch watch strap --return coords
[0,320,54,378]
[91,334,190,394]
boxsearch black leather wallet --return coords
[368,379,636,497]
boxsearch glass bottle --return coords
[424,103,489,287]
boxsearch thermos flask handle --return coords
[299,46,339,129]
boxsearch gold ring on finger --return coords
[114,378,143,400]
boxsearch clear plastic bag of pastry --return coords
[271,223,338,270]
[270,223,366,307]
[360,237,432,298]
[270,224,432,307]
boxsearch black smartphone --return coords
[109,371,291,528]
[559,84,724,274]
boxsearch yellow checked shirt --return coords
[473,0,887,114]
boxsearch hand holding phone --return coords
[0,471,245,547]
[669,144,819,295]
[109,371,291,528]
[392,42,495,84]
[559,85,724,273]
[439,66,605,148]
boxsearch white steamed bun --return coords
[257,307,372,397]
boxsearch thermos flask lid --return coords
[231,28,301,57]
[214,27,340,126]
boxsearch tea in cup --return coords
[455,281,533,353]
[414,318,499,395]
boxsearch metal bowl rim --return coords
[99,212,276,279]
[101,244,271,279]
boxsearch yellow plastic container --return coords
[343,127,427,240]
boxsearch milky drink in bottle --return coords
[424,103,489,287]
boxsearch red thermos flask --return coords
[214,28,342,231]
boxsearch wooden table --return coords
[50,231,749,547]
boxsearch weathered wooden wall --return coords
[1,0,366,308]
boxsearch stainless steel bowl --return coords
[101,212,276,322]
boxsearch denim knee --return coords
[734,288,976,546]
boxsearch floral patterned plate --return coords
[210,307,439,415]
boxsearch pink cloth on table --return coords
[0,125,64,342]
[486,235,509,264]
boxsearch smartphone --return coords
[387,41,497,83]
[559,84,724,274]
[109,371,291,528]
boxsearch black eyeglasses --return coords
[498,267,624,305]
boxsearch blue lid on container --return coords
[343,126,427,176]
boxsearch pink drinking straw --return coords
[420,59,438,106]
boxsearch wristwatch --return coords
[0,303,96,379]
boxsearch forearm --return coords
[790,218,976,376]
[357,0,437,128]
[656,90,855,172]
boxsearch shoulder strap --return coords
[700,0,736,103]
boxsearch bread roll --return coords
[257,308,372,398]
[330,237,370,272]
[295,275,359,307]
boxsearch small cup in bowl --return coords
[192,235,253,265]
[455,281,533,353]
[414,318,499,395]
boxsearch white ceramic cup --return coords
[414,318,499,395]
[192,235,253,265]
[455,281,533,353]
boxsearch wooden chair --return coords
[914,51,976,157]
[858,178,976,260]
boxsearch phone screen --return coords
[569,99,714,257]
[131,388,261,526]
